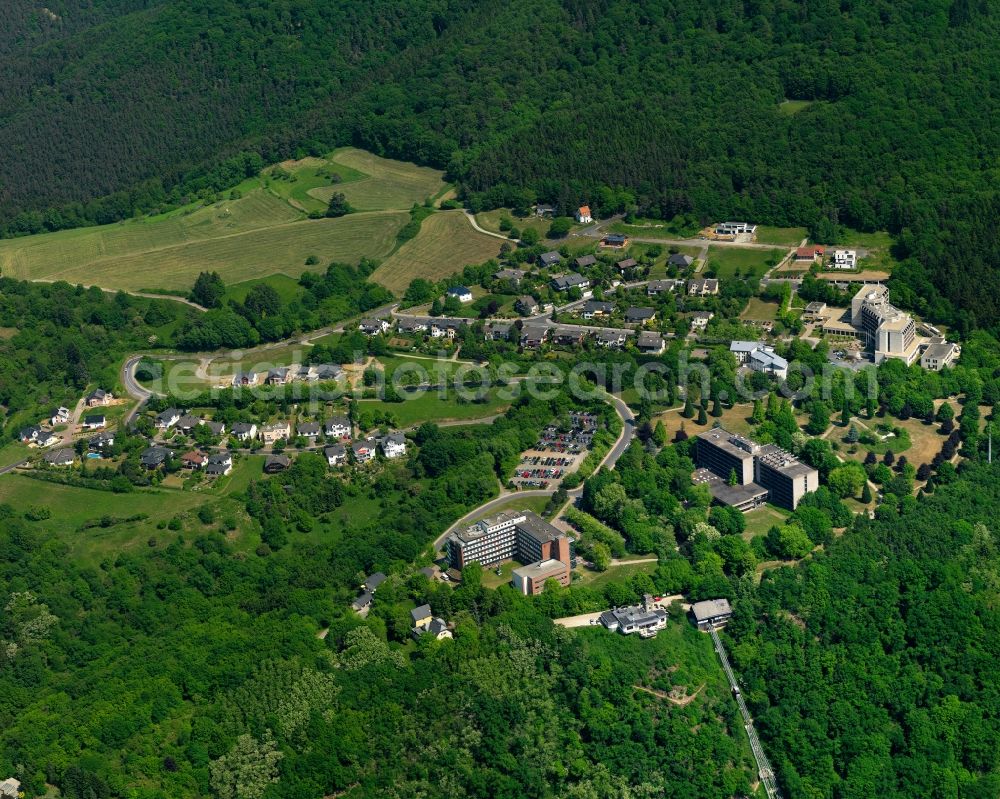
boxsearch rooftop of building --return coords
[756,443,815,477]
[512,558,567,579]
[692,468,769,506]
[691,598,732,622]
[696,426,757,460]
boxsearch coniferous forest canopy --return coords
[0,0,999,327]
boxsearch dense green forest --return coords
[0,0,998,328]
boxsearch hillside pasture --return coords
[0,207,407,291]
[370,211,505,293]
[308,147,448,211]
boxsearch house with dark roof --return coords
[82,414,106,430]
[314,364,343,382]
[85,388,112,407]
[637,331,665,355]
[615,257,638,273]
[535,203,555,217]
[668,253,694,269]
[175,414,202,434]
[43,448,75,467]
[647,279,682,296]
[264,453,291,473]
[359,318,390,335]
[379,431,407,459]
[484,321,512,341]
[325,443,347,466]
[625,306,656,324]
[515,296,540,316]
[687,278,719,296]
[553,328,586,348]
[600,233,628,248]
[89,430,116,450]
[325,416,352,438]
[140,446,171,470]
[206,453,233,476]
[575,254,597,269]
[155,408,182,429]
[201,419,226,436]
[364,572,387,592]
[520,323,551,349]
[351,592,373,613]
[352,439,377,463]
[297,421,321,439]
[539,251,562,268]
[581,300,614,319]
[595,329,629,349]
[447,286,473,303]
[550,273,590,292]
[231,422,257,441]
[494,268,527,285]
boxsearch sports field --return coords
[307,148,448,211]
[370,211,504,292]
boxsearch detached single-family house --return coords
[180,451,207,470]
[399,317,430,334]
[714,222,757,238]
[668,253,694,269]
[615,257,638,273]
[575,254,597,269]
[520,323,551,349]
[648,279,682,296]
[325,443,347,467]
[690,311,714,330]
[795,245,825,263]
[265,367,292,385]
[363,572,387,592]
[581,300,614,319]
[155,408,182,429]
[539,251,563,268]
[82,414,106,430]
[553,328,586,348]
[831,249,857,269]
[231,422,257,442]
[232,371,259,387]
[85,388,112,407]
[411,604,433,629]
[140,446,171,470]
[687,278,719,296]
[89,431,115,450]
[359,318,391,335]
[50,406,70,425]
[691,598,733,630]
[411,605,453,640]
[325,416,352,438]
[550,273,590,292]
[352,439,377,463]
[264,453,291,473]
[1,778,22,799]
[430,319,464,339]
[625,306,656,325]
[576,205,593,224]
[380,432,407,459]
[484,321,512,341]
[447,286,473,303]
[600,233,628,248]
[44,448,75,467]
[637,330,665,355]
[175,414,202,434]
[352,592,373,613]
[494,268,527,285]
[595,329,628,349]
[201,419,226,436]
[516,296,540,316]
[297,421,321,439]
[535,203,555,217]
[314,364,343,382]
[19,425,41,444]
[259,421,291,444]
[206,452,233,476]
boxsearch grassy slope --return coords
[0,147,450,292]
[371,210,504,292]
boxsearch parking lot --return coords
[509,412,599,488]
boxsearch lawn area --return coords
[224,274,303,305]
[705,246,785,279]
[740,297,781,321]
[576,560,657,590]
[214,454,265,496]
[0,441,30,468]
[778,99,814,115]
[356,389,510,429]
[376,354,467,380]
[755,226,807,246]
[307,147,448,212]
[474,208,551,240]
[742,505,790,540]
[0,473,248,563]
[370,210,505,293]
[0,146,453,293]
[482,559,524,589]
[655,403,756,442]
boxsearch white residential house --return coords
[297,421,322,439]
[325,443,347,467]
[576,205,593,224]
[447,285,473,303]
[831,250,857,269]
[50,406,70,425]
[231,422,258,442]
[82,414,106,430]
[352,439,377,463]
[85,388,113,407]
[206,452,233,477]
[232,371,260,387]
[380,432,407,459]
[325,416,352,438]
[359,318,391,335]
[155,408,182,429]
[690,311,714,331]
